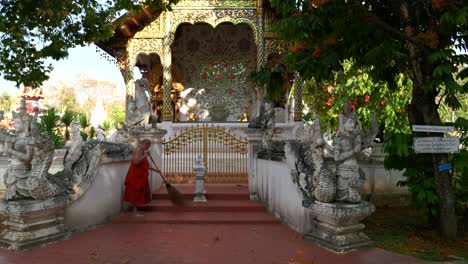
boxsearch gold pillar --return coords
[162,13,173,121]
[256,2,265,70]
[293,72,303,121]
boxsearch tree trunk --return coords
[401,1,458,239]
[409,75,458,239]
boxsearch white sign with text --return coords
[412,125,454,133]
[414,137,460,153]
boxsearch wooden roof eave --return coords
[95,7,163,58]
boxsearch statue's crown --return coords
[12,98,33,124]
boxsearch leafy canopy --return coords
[269,0,468,108]
[0,0,178,87]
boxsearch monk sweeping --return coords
[124,139,161,216]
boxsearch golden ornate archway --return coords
[95,0,301,122]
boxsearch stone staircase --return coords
[113,184,280,224]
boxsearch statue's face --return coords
[13,118,24,132]
[71,124,79,134]
[344,119,355,132]
[264,102,273,111]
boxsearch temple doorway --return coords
[170,22,257,122]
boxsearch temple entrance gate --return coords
[162,125,248,184]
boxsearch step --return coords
[152,193,250,201]
[112,211,281,225]
[138,200,265,213]
[153,184,250,201]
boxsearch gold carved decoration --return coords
[169,9,259,46]
[133,16,165,39]
[174,0,256,8]
[128,38,164,61]
[264,39,286,58]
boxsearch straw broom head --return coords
[148,154,185,207]
[164,182,185,207]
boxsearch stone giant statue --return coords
[0,100,68,200]
[285,101,378,204]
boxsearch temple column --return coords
[293,72,303,121]
[116,50,134,105]
[162,13,173,121]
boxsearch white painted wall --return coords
[64,143,163,231]
[253,154,409,233]
[64,157,131,231]
[256,159,315,233]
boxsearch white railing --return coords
[251,144,409,233]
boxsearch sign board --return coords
[412,125,454,133]
[414,137,460,153]
[438,163,453,172]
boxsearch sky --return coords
[0,44,126,95]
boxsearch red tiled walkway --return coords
[0,184,427,264]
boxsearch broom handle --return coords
[148,153,167,183]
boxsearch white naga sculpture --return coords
[0,99,133,202]
[96,126,106,141]
[285,101,378,204]
[285,115,336,203]
[64,119,84,171]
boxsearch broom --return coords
[148,154,185,207]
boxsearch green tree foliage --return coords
[56,88,81,114]
[110,104,126,126]
[101,118,113,135]
[38,107,63,148]
[79,114,91,141]
[0,0,179,87]
[60,107,76,141]
[0,92,15,113]
[248,65,286,101]
[303,61,412,135]
[452,118,468,227]
[269,0,468,238]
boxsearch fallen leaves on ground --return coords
[364,207,468,261]
[288,257,313,264]
[89,252,100,262]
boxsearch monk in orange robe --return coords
[124,139,161,216]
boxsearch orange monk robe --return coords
[123,158,152,206]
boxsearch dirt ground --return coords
[364,206,468,261]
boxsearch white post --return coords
[193,155,207,202]
[245,128,263,200]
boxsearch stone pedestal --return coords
[0,196,70,250]
[304,201,375,253]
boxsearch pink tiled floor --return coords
[0,184,428,264]
[0,222,427,264]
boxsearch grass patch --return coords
[364,207,468,261]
